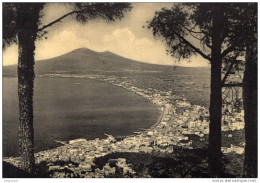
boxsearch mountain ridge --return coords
[3,48,210,76]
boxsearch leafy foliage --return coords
[2,2,132,175]
[147,2,257,116]
[148,4,197,60]
[148,3,252,63]
[71,3,132,23]
[3,3,45,49]
[3,3,18,49]
[3,3,132,49]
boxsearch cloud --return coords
[3,45,19,66]
[2,27,209,67]
[35,30,88,60]
[3,3,209,67]
[102,28,175,65]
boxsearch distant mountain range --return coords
[3,48,210,76]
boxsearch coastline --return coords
[85,76,164,132]
[3,73,199,178]
[3,75,163,158]
[3,74,245,178]
[44,73,165,132]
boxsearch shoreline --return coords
[3,74,245,178]
[43,74,165,131]
[3,74,178,160]
[85,76,164,132]
[3,74,163,158]
[53,75,165,140]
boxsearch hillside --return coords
[3,48,170,76]
[3,48,210,76]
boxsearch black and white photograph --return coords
[1,2,258,179]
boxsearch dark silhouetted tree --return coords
[4,3,45,175]
[3,2,131,175]
[148,3,248,177]
[210,3,257,177]
[242,3,257,178]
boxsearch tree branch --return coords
[221,46,246,59]
[38,10,83,32]
[222,83,243,87]
[221,45,235,58]
[221,60,236,85]
[221,59,244,86]
[189,31,202,41]
[179,25,212,50]
[205,43,212,49]
[174,31,211,61]
[180,24,210,36]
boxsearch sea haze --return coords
[3,77,160,157]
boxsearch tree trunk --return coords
[208,4,224,177]
[16,4,43,175]
[243,8,257,178]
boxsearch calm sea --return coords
[3,77,160,157]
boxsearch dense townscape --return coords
[4,73,245,178]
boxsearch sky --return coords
[3,3,210,67]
